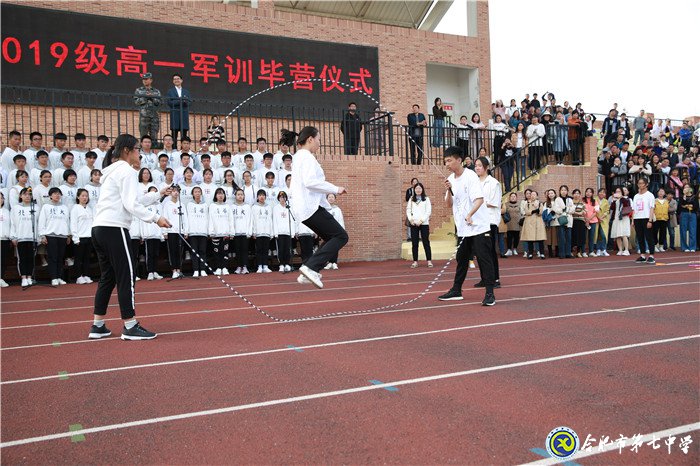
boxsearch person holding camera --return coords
[134,73,162,146]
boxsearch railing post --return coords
[387,113,394,158]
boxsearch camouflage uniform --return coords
[134,84,162,143]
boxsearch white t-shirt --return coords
[633,191,655,219]
[479,175,502,226]
[448,168,490,237]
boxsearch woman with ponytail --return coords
[287,127,348,289]
[89,134,172,341]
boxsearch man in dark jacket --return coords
[407,104,427,165]
[166,74,191,149]
[340,102,362,155]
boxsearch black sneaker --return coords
[482,293,496,306]
[635,256,646,263]
[88,324,112,339]
[438,289,463,301]
[646,256,656,264]
[473,281,485,288]
[121,323,157,340]
[493,280,501,289]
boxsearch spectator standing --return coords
[602,110,619,145]
[405,178,419,241]
[340,102,362,155]
[407,105,427,165]
[166,74,191,148]
[432,98,447,148]
[610,187,631,255]
[542,189,559,258]
[667,190,678,250]
[206,116,225,151]
[632,178,656,263]
[468,113,485,158]
[134,73,161,145]
[525,116,545,173]
[633,110,646,146]
[567,110,582,165]
[520,190,546,259]
[503,192,521,256]
[596,188,610,256]
[406,183,432,268]
[679,185,697,252]
[554,185,574,259]
[653,188,669,252]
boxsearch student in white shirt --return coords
[273,142,291,171]
[255,152,276,187]
[272,191,295,272]
[288,127,347,288]
[10,188,37,287]
[23,131,45,171]
[70,189,94,284]
[30,150,52,187]
[216,152,235,185]
[240,171,256,207]
[0,193,10,287]
[71,133,89,170]
[632,177,656,264]
[77,151,98,187]
[475,156,503,287]
[261,172,279,204]
[277,154,293,189]
[8,169,30,211]
[238,154,257,188]
[48,133,69,170]
[53,152,75,186]
[438,146,496,305]
[152,154,169,186]
[8,154,30,193]
[178,168,197,206]
[140,186,165,281]
[2,130,23,173]
[137,168,157,202]
[251,189,273,273]
[230,188,251,274]
[158,168,175,193]
[209,187,233,275]
[324,193,346,270]
[162,188,187,279]
[58,170,79,206]
[199,169,217,204]
[405,183,432,269]
[33,170,53,211]
[85,170,101,210]
[174,153,201,185]
[175,137,195,170]
[39,187,70,286]
[525,116,546,173]
[221,169,238,203]
[197,137,216,169]
[199,154,221,185]
[139,135,158,171]
[158,134,178,169]
[92,135,109,170]
[251,137,267,170]
[186,187,209,277]
[232,137,251,172]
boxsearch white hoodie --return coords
[251,202,273,237]
[93,160,159,228]
[39,202,70,237]
[327,204,346,229]
[272,203,296,237]
[242,183,256,207]
[161,197,188,234]
[186,201,209,236]
[32,184,52,210]
[85,183,101,210]
[198,182,217,205]
[59,183,78,207]
[70,204,93,242]
[0,205,10,240]
[10,204,36,242]
[208,202,233,237]
[140,204,164,240]
[290,148,339,222]
[231,203,251,236]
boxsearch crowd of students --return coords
[0,130,346,287]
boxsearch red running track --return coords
[1,254,699,464]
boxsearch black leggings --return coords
[46,236,67,280]
[15,242,34,277]
[167,233,183,269]
[255,236,270,267]
[144,239,161,273]
[74,237,93,277]
[211,237,228,270]
[410,224,432,261]
[506,231,520,250]
[234,236,248,268]
[301,207,349,272]
[653,220,668,248]
[276,235,292,266]
[487,224,500,281]
[634,218,655,254]
[1,239,11,279]
[189,235,208,272]
[298,235,314,263]
[92,226,137,320]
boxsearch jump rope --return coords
[170,78,467,323]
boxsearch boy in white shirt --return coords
[2,130,23,174]
[216,151,235,185]
[232,137,251,172]
[30,150,51,187]
[77,151,98,187]
[48,132,68,170]
[152,154,169,186]
[71,133,89,169]
[255,152,276,188]
[158,134,178,168]
[199,154,221,185]
[53,152,75,187]
[139,135,158,171]
[277,154,292,189]
[251,137,267,170]
[92,135,109,170]
[23,131,44,171]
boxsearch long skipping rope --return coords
[172,78,466,323]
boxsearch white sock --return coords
[93,319,105,328]
[124,319,137,329]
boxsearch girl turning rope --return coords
[90,134,172,341]
[286,127,348,288]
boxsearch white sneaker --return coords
[582,252,588,258]
[147,273,155,281]
[654,245,660,253]
[469,260,476,269]
[234,267,242,274]
[65,258,74,266]
[172,271,181,279]
[19,278,27,287]
[0,278,9,287]
[332,263,339,269]
[285,265,292,272]
[589,252,597,257]
[616,251,622,256]
[324,263,333,270]
[511,250,518,256]
[135,276,141,281]
[504,250,512,256]
[76,277,86,284]
[153,273,163,280]
[658,247,665,252]
[621,250,630,256]
[602,250,610,256]
[27,278,34,285]
[262,266,272,273]
[213,268,222,276]
[200,271,207,277]
[242,267,250,274]
[58,278,67,285]
[193,271,200,277]
[256,266,263,274]
[298,265,323,288]
[222,268,229,275]
[279,265,285,272]
[51,279,59,287]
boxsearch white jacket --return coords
[231,203,251,236]
[525,123,546,146]
[290,149,339,222]
[178,182,196,207]
[198,182,217,205]
[272,203,296,236]
[186,201,209,236]
[30,166,52,188]
[251,203,273,237]
[39,202,70,237]
[242,184,256,207]
[208,202,233,236]
[70,204,93,242]
[140,204,164,240]
[59,183,78,207]
[129,216,141,239]
[93,160,160,228]
[553,197,575,228]
[32,184,52,210]
[255,166,277,188]
[85,183,101,210]
[10,204,36,241]
[161,198,188,234]
[0,206,10,240]
[406,198,431,226]
[77,165,96,188]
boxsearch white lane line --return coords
[520,422,700,465]
[2,254,695,307]
[2,264,693,324]
[3,300,696,385]
[1,334,697,449]
[2,282,698,352]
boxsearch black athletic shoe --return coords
[493,280,501,289]
[646,256,656,264]
[121,323,157,341]
[473,281,485,288]
[635,256,646,263]
[438,289,463,301]
[482,293,496,306]
[88,325,112,339]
